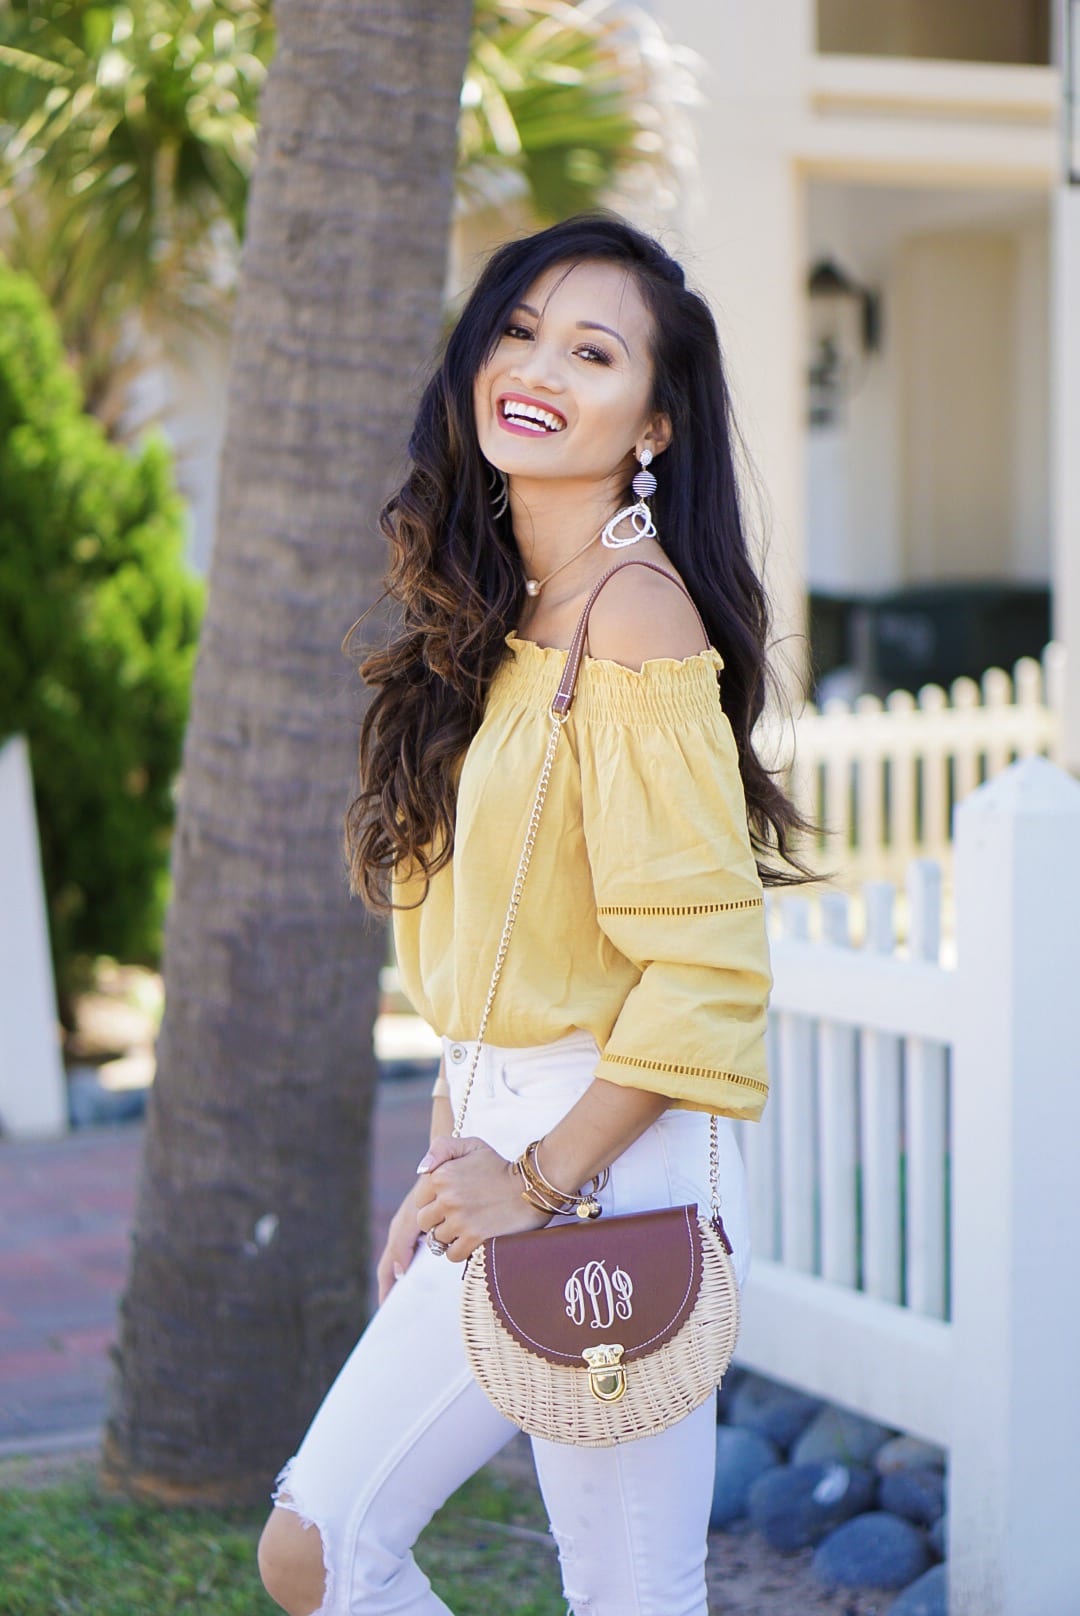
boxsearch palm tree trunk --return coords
[102,0,474,1505]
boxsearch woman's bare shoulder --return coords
[586,560,707,670]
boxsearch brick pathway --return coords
[0,1077,432,1452]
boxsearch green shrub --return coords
[0,259,203,1011]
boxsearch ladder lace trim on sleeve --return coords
[596,898,764,918]
[600,1052,769,1096]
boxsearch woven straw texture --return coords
[460,1217,740,1447]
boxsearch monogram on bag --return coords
[565,1256,634,1329]
[454,561,742,1447]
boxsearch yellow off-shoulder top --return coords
[391,632,772,1119]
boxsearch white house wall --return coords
[898,228,1016,581]
[1012,214,1051,581]
[652,0,814,690]
[1051,184,1080,772]
[806,180,903,593]
[805,181,1050,594]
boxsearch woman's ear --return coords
[640,413,673,460]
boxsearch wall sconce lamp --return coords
[806,258,882,428]
[807,258,883,352]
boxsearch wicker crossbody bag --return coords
[452,560,742,1448]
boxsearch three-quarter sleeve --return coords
[577,663,772,1117]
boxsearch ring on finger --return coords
[426,1232,450,1257]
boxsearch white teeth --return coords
[501,400,564,432]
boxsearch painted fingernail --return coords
[416,1151,435,1173]
[393,1262,405,1281]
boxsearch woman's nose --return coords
[508,341,564,397]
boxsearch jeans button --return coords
[449,1043,466,1063]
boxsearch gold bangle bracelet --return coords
[518,1145,582,1212]
[519,1180,563,1216]
[514,1155,574,1215]
[528,1139,610,1205]
[517,1141,606,1220]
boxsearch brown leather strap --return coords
[551,560,710,717]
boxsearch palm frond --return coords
[459,0,684,223]
[0,0,697,429]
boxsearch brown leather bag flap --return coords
[482,1205,703,1365]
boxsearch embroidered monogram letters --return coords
[564,1259,634,1330]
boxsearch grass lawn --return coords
[0,1453,565,1615]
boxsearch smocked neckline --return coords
[504,631,724,678]
[496,633,725,725]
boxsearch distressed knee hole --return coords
[261,1460,335,1616]
[550,1527,594,1613]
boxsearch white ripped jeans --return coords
[272,1031,751,1616]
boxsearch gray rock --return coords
[813,1510,932,1591]
[710,1426,780,1529]
[791,1405,896,1468]
[728,1372,823,1451]
[747,1461,877,1551]
[875,1435,948,1476]
[890,1563,948,1616]
[928,1513,947,1560]
[880,1467,946,1527]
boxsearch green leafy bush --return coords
[0,259,203,1011]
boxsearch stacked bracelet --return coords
[514,1138,610,1221]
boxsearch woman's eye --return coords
[504,324,534,341]
[577,344,613,365]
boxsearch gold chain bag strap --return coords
[455,560,741,1447]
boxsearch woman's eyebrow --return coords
[577,321,630,357]
[514,304,631,358]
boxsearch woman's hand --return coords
[414,1136,551,1261]
[375,1182,425,1305]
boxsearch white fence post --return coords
[904,860,948,1319]
[950,757,1080,1616]
[860,883,903,1303]
[0,736,67,1138]
[776,898,816,1272]
[817,892,858,1287]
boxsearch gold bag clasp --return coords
[582,1343,626,1403]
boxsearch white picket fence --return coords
[762,643,1066,886]
[734,755,1080,1616]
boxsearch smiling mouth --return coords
[499,397,566,433]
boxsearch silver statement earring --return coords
[487,465,509,519]
[600,448,658,549]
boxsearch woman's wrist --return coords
[506,1157,556,1226]
[514,1139,606,1217]
[533,1079,670,1192]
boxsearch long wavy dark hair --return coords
[345,214,810,910]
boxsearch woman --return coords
[258,214,805,1616]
